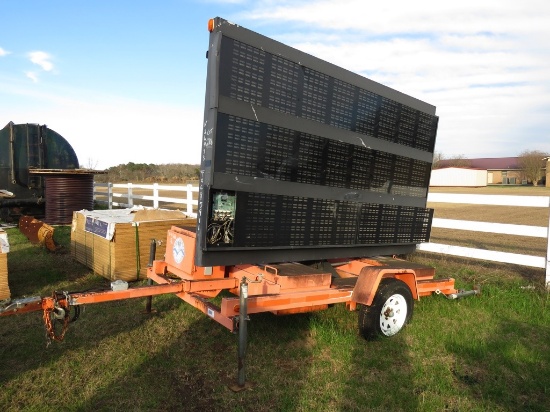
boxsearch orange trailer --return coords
[0,225,478,389]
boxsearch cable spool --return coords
[30,169,105,225]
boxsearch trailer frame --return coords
[1,225,477,390]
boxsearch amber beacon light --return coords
[208,18,215,32]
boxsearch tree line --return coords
[93,162,200,184]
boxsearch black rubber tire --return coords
[358,278,414,340]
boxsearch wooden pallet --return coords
[71,209,196,282]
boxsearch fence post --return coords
[128,183,133,208]
[186,184,193,216]
[108,182,113,210]
[153,183,159,209]
[546,197,550,288]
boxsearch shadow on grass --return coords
[0,293,159,386]
[73,303,316,411]
[446,318,550,411]
[1,226,311,410]
[6,226,91,297]
[2,293,434,411]
[339,333,417,411]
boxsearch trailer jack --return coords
[228,277,252,392]
[436,285,481,300]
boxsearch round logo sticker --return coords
[172,237,185,264]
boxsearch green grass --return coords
[1,226,550,411]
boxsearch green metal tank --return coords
[0,122,80,221]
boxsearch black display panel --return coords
[196,17,437,266]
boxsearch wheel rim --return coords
[379,293,408,336]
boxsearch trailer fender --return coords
[352,267,418,306]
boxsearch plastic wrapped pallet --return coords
[0,229,10,300]
[71,207,196,282]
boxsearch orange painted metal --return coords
[346,301,357,311]
[227,263,332,296]
[164,226,226,281]
[151,260,168,276]
[19,215,59,251]
[352,267,383,306]
[274,304,329,315]
[144,230,460,325]
[151,231,459,322]
[392,272,420,300]
[219,288,354,317]
[147,269,173,285]
[146,266,236,330]
[41,296,56,310]
[2,233,461,341]
[416,278,457,296]
[184,278,238,294]
[351,267,419,306]
[69,283,185,305]
[158,226,226,297]
[336,260,458,306]
[332,258,384,278]
[0,299,43,317]
[146,266,235,298]
[175,291,235,331]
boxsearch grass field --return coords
[1,186,549,411]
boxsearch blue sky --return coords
[1,0,549,169]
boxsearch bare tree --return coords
[432,153,471,169]
[518,150,548,186]
[81,157,99,170]
[432,151,445,169]
[445,155,471,168]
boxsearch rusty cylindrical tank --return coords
[30,169,103,225]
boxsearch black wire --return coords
[70,305,80,323]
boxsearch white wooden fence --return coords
[418,193,550,286]
[93,183,199,217]
[93,184,550,286]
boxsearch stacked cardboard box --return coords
[0,229,10,300]
[71,208,196,282]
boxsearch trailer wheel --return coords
[358,278,413,340]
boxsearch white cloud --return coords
[0,47,9,57]
[28,51,54,72]
[233,0,550,158]
[25,71,39,83]
[240,0,550,36]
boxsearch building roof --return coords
[437,157,520,170]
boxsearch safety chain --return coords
[43,292,70,346]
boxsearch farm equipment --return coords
[18,215,59,251]
[0,17,480,389]
[0,122,80,222]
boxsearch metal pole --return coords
[145,239,157,314]
[545,196,550,289]
[153,183,159,209]
[237,277,248,387]
[108,182,113,210]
